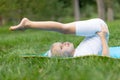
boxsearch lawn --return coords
[0,20,120,80]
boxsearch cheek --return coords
[62,47,73,53]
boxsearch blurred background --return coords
[0,0,119,25]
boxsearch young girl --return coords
[9,18,109,57]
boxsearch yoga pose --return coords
[9,18,109,57]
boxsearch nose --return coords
[63,42,70,46]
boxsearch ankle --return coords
[24,21,30,28]
[23,18,31,28]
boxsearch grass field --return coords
[0,20,120,80]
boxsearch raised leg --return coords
[9,18,75,34]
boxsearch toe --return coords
[9,26,16,31]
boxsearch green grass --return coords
[0,20,120,80]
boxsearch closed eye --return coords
[60,46,63,50]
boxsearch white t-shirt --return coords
[74,18,109,57]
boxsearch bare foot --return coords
[9,18,30,31]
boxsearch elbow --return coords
[102,50,110,57]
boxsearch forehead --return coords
[51,42,62,52]
[53,42,61,46]
[52,42,62,50]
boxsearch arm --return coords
[97,26,109,56]
[99,33,109,56]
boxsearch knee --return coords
[61,24,70,34]
[61,23,75,34]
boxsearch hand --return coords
[97,24,108,38]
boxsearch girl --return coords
[9,18,109,57]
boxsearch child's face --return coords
[51,42,75,57]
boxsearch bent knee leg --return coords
[62,23,76,34]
